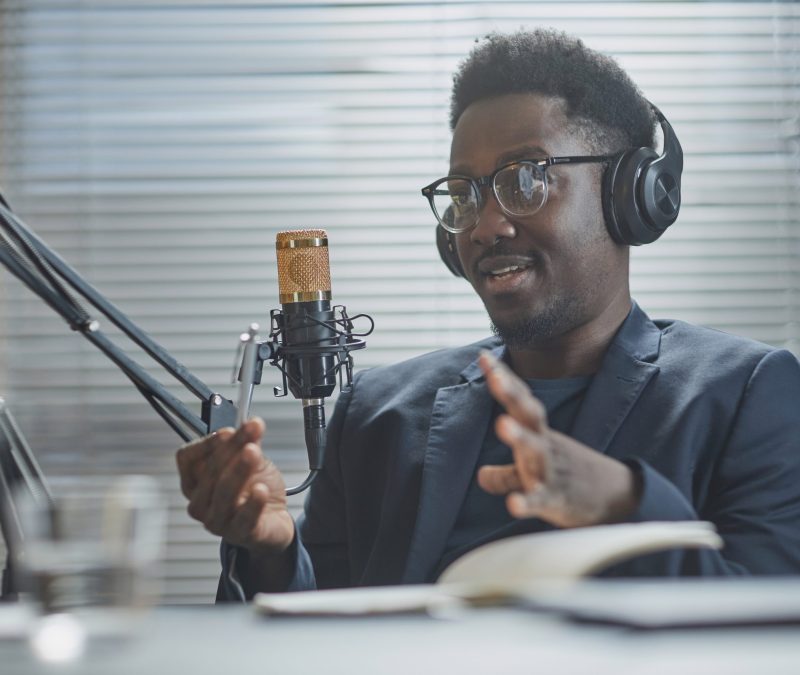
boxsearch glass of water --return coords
[11,474,166,616]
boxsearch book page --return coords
[254,521,721,616]
[438,521,722,594]
[255,584,463,616]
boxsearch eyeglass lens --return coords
[432,163,546,232]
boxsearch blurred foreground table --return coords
[2,579,800,675]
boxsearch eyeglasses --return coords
[421,155,613,234]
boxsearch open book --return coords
[254,521,722,616]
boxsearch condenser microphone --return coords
[274,229,338,471]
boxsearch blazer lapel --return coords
[402,347,500,584]
[571,303,662,455]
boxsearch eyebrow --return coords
[450,144,550,176]
[496,145,550,166]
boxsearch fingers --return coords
[507,486,549,519]
[225,483,272,543]
[178,417,267,522]
[176,433,218,498]
[176,417,266,498]
[176,427,231,498]
[478,412,552,521]
[496,414,549,493]
[477,464,522,495]
[478,351,547,432]
[204,417,266,477]
[204,442,268,534]
[480,464,551,519]
[477,416,548,496]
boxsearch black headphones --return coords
[436,103,683,278]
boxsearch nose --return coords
[469,190,516,247]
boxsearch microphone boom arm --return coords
[0,199,237,441]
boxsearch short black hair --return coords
[450,29,656,154]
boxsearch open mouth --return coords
[477,255,538,289]
[479,260,537,294]
[486,264,532,279]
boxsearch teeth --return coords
[490,265,524,276]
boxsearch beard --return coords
[489,294,586,348]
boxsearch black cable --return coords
[285,470,319,496]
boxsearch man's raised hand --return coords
[476,351,641,527]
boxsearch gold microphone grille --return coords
[276,229,332,303]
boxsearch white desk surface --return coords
[2,579,800,675]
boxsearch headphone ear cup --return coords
[436,224,465,278]
[640,151,682,232]
[603,105,683,246]
[603,147,659,246]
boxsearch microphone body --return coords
[280,300,337,400]
[274,230,336,471]
[277,300,336,469]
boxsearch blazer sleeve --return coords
[614,348,800,576]
[216,532,317,603]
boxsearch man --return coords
[176,30,800,601]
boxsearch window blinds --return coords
[0,1,797,603]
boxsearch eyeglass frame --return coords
[421,154,614,234]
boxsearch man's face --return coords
[451,93,628,348]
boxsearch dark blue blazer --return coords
[219,302,800,599]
